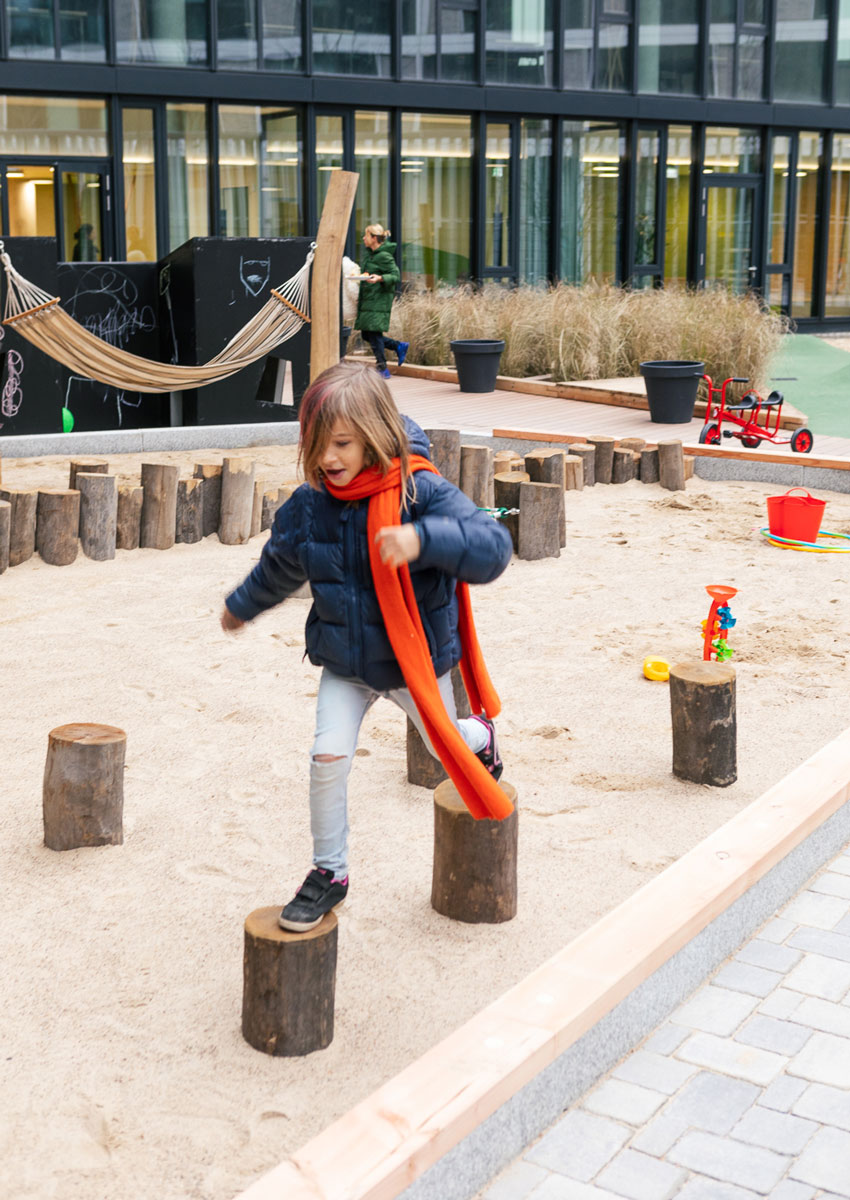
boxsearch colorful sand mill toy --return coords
[702,585,737,662]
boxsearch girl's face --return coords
[320,419,367,487]
[363,230,379,251]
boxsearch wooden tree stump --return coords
[658,440,686,491]
[261,487,282,531]
[176,477,203,544]
[518,481,561,560]
[116,485,143,550]
[0,499,10,574]
[0,487,38,565]
[407,667,471,788]
[424,428,461,485]
[524,449,566,546]
[140,463,179,549]
[639,447,660,484]
[684,455,695,480]
[618,437,646,454]
[242,907,338,1056]
[493,450,524,476]
[76,473,117,560]
[571,444,596,487]
[612,447,636,485]
[219,457,255,545]
[493,470,528,552]
[69,459,108,490]
[193,463,223,537]
[43,722,126,850]
[670,661,736,787]
[460,444,493,508]
[588,436,615,484]
[563,454,583,492]
[431,779,518,923]
[36,489,80,566]
[250,479,266,537]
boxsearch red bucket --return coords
[766,488,826,542]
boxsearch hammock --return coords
[0,240,313,394]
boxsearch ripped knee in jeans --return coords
[313,754,346,763]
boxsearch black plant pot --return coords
[450,339,505,393]
[639,360,705,424]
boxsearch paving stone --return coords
[767,1183,817,1200]
[483,1161,551,1200]
[783,892,850,931]
[676,1032,787,1085]
[642,1024,689,1056]
[830,856,850,877]
[667,1129,791,1192]
[736,940,803,973]
[784,953,850,1001]
[661,1069,759,1135]
[787,1030,850,1088]
[834,912,850,938]
[810,872,850,900]
[524,1111,629,1182]
[670,986,759,1036]
[793,995,850,1038]
[729,1104,819,1155]
[758,987,804,1019]
[582,1079,666,1125]
[787,928,850,964]
[526,1178,621,1199]
[673,1181,759,1200]
[611,1051,697,1095]
[734,1014,813,1055]
[628,1113,689,1157]
[757,916,797,945]
[792,1081,850,1131]
[596,1149,686,1200]
[757,1074,809,1113]
[789,1125,850,1195]
[712,961,784,998]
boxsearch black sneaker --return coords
[470,714,504,781]
[278,867,348,932]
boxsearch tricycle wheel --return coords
[791,427,814,453]
[699,422,720,445]
[741,435,762,448]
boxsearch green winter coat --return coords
[355,240,400,333]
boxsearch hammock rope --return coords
[0,240,314,394]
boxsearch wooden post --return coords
[658,439,686,491]
[431,779,518,923]
[563,454,583,491]
[219,457,256,545]
[176,477,203,544]
[193,462,223,537]
[42,722,126,850]
[424,428,461,485]
[617,437,646,453]
[524,449,566,546]
[670,662,736,787]
[310,170,359,383]
[493,470,528,553]
[571,443,596,487]
[250,478,265,537]
[242,907,338,1055]
[140,463,179,549]
[612,447,636,484]
[460,444,493,508]
[493,449,524,476]
[0,499,10,574]
[261,487,282,531]
[684,455,695,480]
[518,481,561,560]
[588,436,615,484]
[36,489,80,566]
[639,447,660,484]
[116,485,143,550]
[407,667,471,788]
[69,459,108,490]
[76,473,117,560]
[0,487,37,565]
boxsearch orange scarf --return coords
[324,455,512,821]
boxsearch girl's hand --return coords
[366,273,381,283]
[375,525,420,568]
[221,607,246,633]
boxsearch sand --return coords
[3,447,850,1200]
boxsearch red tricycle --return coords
[698,375,814,454]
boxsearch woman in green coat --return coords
[355,224,408,379]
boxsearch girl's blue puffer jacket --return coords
[225,419,513,692]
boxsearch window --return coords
[634,129,659,269]
[486,0,552,86]
[0,96,108,157]
[312,0,392,75]
[826,135,850,316]
[115,0,208,65]
[519,118,551,284]
[401,112,472,286]
[561,121,623,282]
[564,0,632,92]
[217,0,257,68]
[774,0,828,105]
[838,0,850,105]
[354,112,390,245]
[167,104,210,252]
[703,127,761,175]
[123,108,158,261]
[664,125,692,286]
[791,132,822,317]
[707,0,765,100]
[8,0,107,60]
[217,106,301,238]
[638,0,699,95]
[402,0,478,81]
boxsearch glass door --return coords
[313,110,390,259]
[702,179,761,293]
[484,121,513,277]
[3,161,112,260]
[61,165,111,261]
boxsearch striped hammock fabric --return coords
[0,241,313,394]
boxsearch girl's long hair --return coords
[299,361,412,506]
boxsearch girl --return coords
[355,224,408,379]
[221,361,513,932]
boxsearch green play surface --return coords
[768,334,850,436]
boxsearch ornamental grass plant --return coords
[388,283,789,390]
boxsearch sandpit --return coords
[3,446,850,1200]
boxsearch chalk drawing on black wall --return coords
[0,326,24,428]
[240,257,270,297]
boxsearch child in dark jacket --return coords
[355,223,408,379]
[221,360,513,931]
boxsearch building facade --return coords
[1,1,850,327]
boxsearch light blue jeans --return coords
[309,667,488,877]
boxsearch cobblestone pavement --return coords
[480,843,850,1200]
